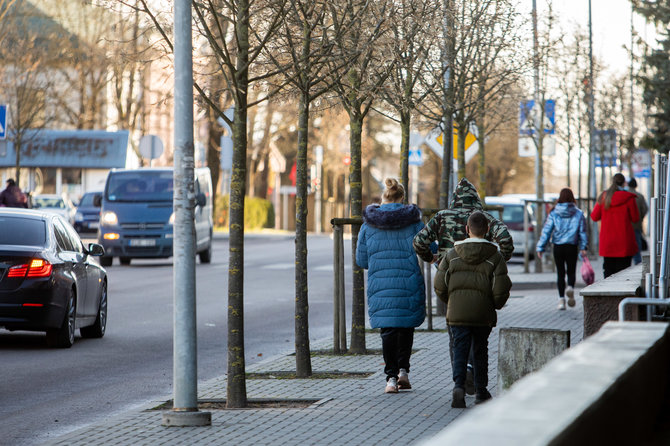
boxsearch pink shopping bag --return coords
[581,256,595,285]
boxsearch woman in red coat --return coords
[591,173,640,278]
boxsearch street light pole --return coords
[586,0,598,257]
[532,0,544,273]
[162,0,210,427]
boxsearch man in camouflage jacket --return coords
[413,178,514,264]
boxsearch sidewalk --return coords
[48,267,589,446]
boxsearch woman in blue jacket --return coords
[356,178,426,394]
[536,188,588,310]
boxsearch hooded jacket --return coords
[434,238,511,327]
[413,178,514,263]
[536,202,588,252]
[591,190,640,257]
[356,203,426,328]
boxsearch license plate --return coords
[89,222,99,229]
[129,239,156,247]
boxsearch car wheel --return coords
[81,281,107,339]
[199,244,212,264]
[100,256,113,267]
[46,289,76,348]
[120,257,131,266]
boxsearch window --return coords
[53,219,76,252]
[0,217,46,246]
[61,219,83,254]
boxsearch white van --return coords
[484,196,536,256]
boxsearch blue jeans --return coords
[633,229,643,265]
[450,325,492,391]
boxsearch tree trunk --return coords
[457,121,467,181]
[477,119,486,198]
[226,0,249,409]
[534,129,544,273]
[399,111,410,204]
[14,138,21,186]
[295,89,312,377]
[349,111,366,354]
[207,107,222,207]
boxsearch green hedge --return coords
[215,195,275,230]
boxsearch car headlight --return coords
[75,212,84,222]
[169,212,175,224]
[101,211,118,226]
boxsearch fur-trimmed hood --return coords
[363,203,422,229]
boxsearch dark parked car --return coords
[0,208,108,347]
[74,191,102,234]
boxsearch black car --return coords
[0,208,108,348]
[73,191,102,233]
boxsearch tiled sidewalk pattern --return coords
[49,283,584,446]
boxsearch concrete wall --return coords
[497,327,570,393]
[420,322,670,446]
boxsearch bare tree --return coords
[138,0,286,408]
[326,0,394,354]
[377,0,441,198]
[0,0,63,183]
[262,0,359,376]
[554,27,591,195]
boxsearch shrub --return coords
[214,195,274,230]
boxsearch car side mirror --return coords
[93,195,102,207]
[196,192,206,207]
[86,243,105,257]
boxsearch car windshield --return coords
[0,216,46,246]
[501,205,524,224]
[79,193,99,207]
[106,171,173,202]
[33,197,66,209]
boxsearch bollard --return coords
[338,227,346,352]
[424,260,433,330]
[333,224,342,353]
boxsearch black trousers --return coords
[603,257,632,278]
[553,244,578,297]
[380,327,414,380]
[451,325,492,391]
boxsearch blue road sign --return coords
[595,154,617,168]
[519,99,555,136]
[0,104,7,140]
[408,146,423,166]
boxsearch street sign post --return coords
[0,104,8,140]
[139,134,164,159]
[632,149,651,178]
[593,129,617,167]
[408,146,423,166]
[518,99,556,157]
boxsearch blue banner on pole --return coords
[0,104,7,140]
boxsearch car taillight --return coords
[528,226,534,232]
[8,259,53,278]
[28,259,52,277]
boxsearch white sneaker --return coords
[557,298,566,310]
[385,377,399,393]
[398,368,411,389]
[566,286,575,307]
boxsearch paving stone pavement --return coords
[48,274,588,446]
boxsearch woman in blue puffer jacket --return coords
[536,188,588,310]
[356,178,425,394]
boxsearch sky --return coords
[546,0,655,76]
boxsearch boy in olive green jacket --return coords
[434,211,512,408]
